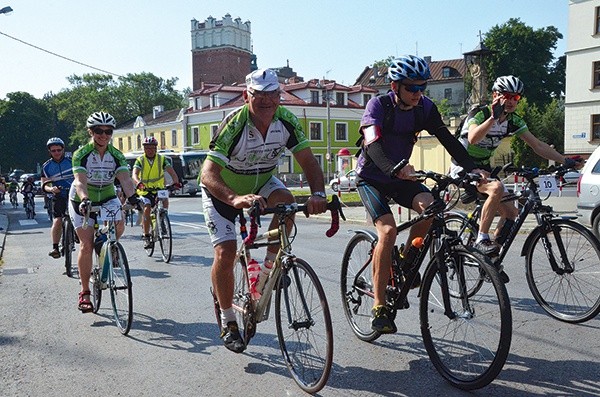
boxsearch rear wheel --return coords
[63,219,75,277]
[158,212,173,263]
[275,257,333,394]
[90,254,102,314]
[109,243,133,335]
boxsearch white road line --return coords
[171,221,208,230]
[19,219,38,225]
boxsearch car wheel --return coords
[331,183,339,192]
[592,215,600,240]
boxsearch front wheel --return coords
[145,217,155,257]
[275,257,333,394]
[63,219,75,277]
[158,212,173,263]
[109,243,133,335]
[420,246,512,390]
[525,220,600,323]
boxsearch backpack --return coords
[455,104,518,139]
[355,94,425,157]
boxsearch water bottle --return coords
[256,259,274,294]
[247,259,261,300]
[401,237,424,272]
[94,231,107,256]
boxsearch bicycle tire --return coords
[145,219,155,257]
[109,242,133,335]
[231,255,255,346]
[431,213,484,298]
[420,245,512,390]
[275,257,333,394]
[525,219,600,323]
[340,231,380,342]
[158,212,173,263]
[63,219,75,277]
[443,182,461,211]
[90,256,102,314]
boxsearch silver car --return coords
[577,145,600,238]
[329,170,357,192]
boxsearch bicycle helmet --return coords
[388,55,431,81]
[492,75,524,94]
[86,111,116,128]
[142,136,158,146]
[46,137,64,148]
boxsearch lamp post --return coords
[0,6,13,15]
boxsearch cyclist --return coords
[0,177,6,204]
[69,111,141,313]
[355,55,481,334]
[131,136,181,249]
[201,68,327,353]
[451,75,582,264]
[7,178,19,206]
[21,176,36,215]
[41,137,75,259]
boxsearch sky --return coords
[0,0,569,100]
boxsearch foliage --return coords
[372,56,396,69]
[484,18,564,108]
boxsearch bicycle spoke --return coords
[109,243,133,335]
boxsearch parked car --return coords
[19,173,41,183]
[577,146,600,238]
[8,169,24,181]
[329,170,357,192]
[562,170,581,184]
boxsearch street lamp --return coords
[0,6,13,15]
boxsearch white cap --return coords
[245,68,280,91]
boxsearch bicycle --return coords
[211,195,344,394]
[23,192,35,219]
[142,188,174,263]
[83,202,134,335]
[9,191,18,208]
[340,165,512,390]
[441,165,600,324]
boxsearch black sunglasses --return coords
[93,128,113,136]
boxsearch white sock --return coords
[220,307,236,325]
[476,233,490,243]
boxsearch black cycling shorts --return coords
[52,195,68,218]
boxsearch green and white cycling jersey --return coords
[70,142,129,203]
[205,104,310,195]
[462,108,528,167]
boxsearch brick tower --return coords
[191,14,256,90]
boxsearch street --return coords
[1,195,599,397]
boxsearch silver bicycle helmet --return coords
[492,75,524,94]
[142,136,158,146]
[86,111,116,128]
[388,55,431,81]
[46,137,65,148]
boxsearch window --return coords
[309,122,322,140]
[594,61,600,89]
[444,88,453,100]
[136,135,141,150]
[192,127,199,144]
[336,92,345,105]
[117,138,123,151]
[310,90,319,104]
[278,154,292,173]
[211,94,218,107]
[127,136,132,151]
[335,123,347,141]
[160,131,166,148]
[171,130,177,147]
[363,94,372,105]
[211,124,219,139]
[442,67,451,78]
[593,114,600,140]
[596,6,600,35]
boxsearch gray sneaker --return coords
[474,239,500,256]
[220,321,246,353]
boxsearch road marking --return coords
[171,221,208,231]
[19,219,38,226]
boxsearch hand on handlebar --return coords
[127,195,143,211]
[564,156,584,170]
[136,182,146,191]
[79,198,91,215]
[393,162,417,181]
[306,195,328,216]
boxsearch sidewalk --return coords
[0,208,8,259]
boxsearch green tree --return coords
[484,18,564,108]
[372,56,395,69]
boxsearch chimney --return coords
[153,105,164,119]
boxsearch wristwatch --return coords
[311,191,326,199]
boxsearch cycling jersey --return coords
[133,154,171,195]
[7,182,18,192]
[205,104,310,195]
[42,156,74,198]
[70,142,128,203]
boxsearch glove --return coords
[136,182,146,191]
[173,182,182,189]
[79,198,91,215]
[564,156,583,169]
[127,195,143,210]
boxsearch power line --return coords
[0,30,124,78]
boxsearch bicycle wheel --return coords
[443,182,461,211]
[63,219,75,277]
[230,256,255,346]
[109,242,133,335]
[340,232,380,342]
[525,219,600,323]
[420,245,512,390]
[431,213,484,298]
[145,220,155,257]
[275,257,333,394]
[90,256,102,314]
[157,212,173,263]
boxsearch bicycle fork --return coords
[279,255,315,331]
[538,221,574,275]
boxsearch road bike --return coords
[212,195,344,394]
[9,191,18,208]
[441,165,600,324]
[340,164,512,390]
[84,202,133,335]
[23,192,35,219]
[143,188,173,263]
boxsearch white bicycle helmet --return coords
[388,55,431,81]
[46,137,65,148]
[492,75,524,94]
[142,136,158,146]
[86,111,116,128]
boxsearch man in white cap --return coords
[200,68,328,353]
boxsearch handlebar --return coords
[243,195,345,246]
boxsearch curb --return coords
[0,210,8,260]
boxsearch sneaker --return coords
[474,239,500,256]
[48,248,61,259]
[220,321,246,353]
[371,305,397,334]
[143,234,153,249]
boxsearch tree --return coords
[372,56,395,69]
[484,18,564,108]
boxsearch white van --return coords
[576,145,600,238]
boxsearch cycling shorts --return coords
[69,197,122,229]
[51,195,68,219]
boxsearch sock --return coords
[53,243,59,250]
[220,307,236,325]
[476,232,490,243]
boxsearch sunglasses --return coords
[93,128,114,135]
[247,89,280,99]
[49,148,64,153]
[402,82,428,93]
[502,92,522,101]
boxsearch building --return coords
[565,0,600,155]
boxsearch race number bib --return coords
[157,190,169,199]
[99,200,123,221]
[539,175,559,193]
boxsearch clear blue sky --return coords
[0,0,569,99]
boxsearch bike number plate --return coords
[539,175,559,193]
[99,201,123,221]
[157,190,169,199]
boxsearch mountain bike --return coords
[340,165,512,390]
[143,188,173,263]
[212,195,344,394]
[83,202,133,335]
[442,165,600,323]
